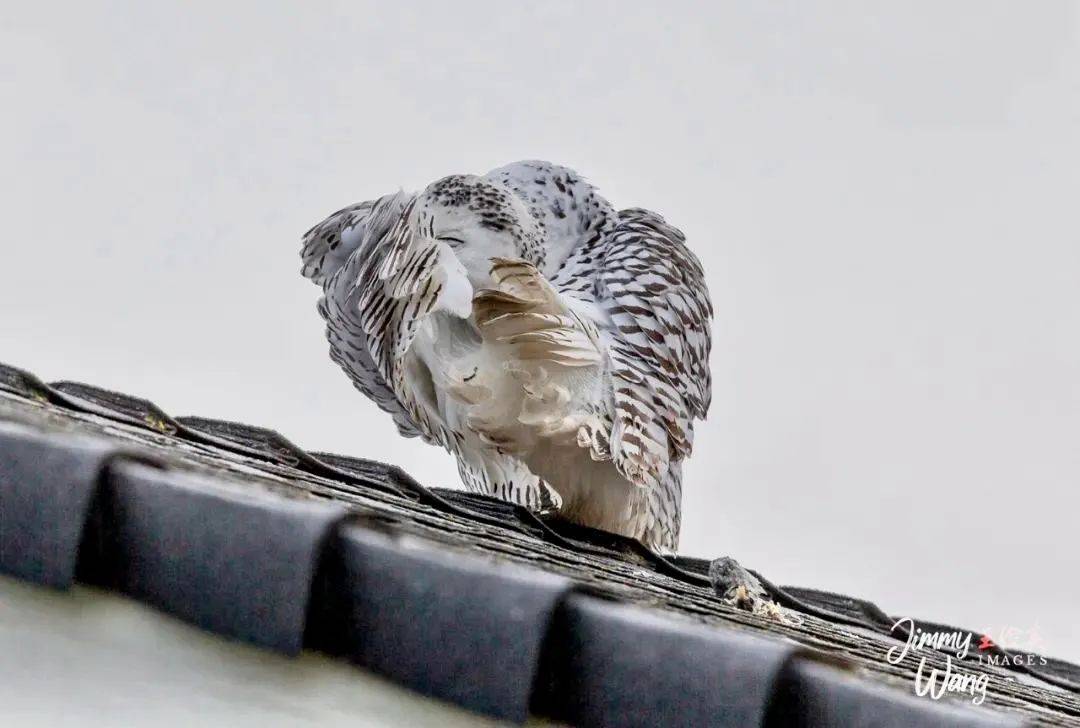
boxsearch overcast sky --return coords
[3,2,1078,662]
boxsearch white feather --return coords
[301,162,712,551]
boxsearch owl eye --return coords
[437,235,465,248]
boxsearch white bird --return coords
[300,161,712,551]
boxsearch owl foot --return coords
[534,479,563,516]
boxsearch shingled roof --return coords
[1,361,1078,727]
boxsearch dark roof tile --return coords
[310,525,572,722]
[0,424,116,588]
[75,458,346,654]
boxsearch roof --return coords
[1,360,1078,727]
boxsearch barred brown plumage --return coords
[301,161,713,551]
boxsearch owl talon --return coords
[535,479,563,513]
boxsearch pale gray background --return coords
[2,1,1077,662]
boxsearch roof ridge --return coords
[2,360,1078,705]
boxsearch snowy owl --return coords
[300,161,712,551]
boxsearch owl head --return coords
[413,174,545,289]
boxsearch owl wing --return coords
[301,198,381,286]
[598,207,713,491]
[304,191,470,443]
[306,189,561,511]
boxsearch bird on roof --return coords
[300,161,712,551]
